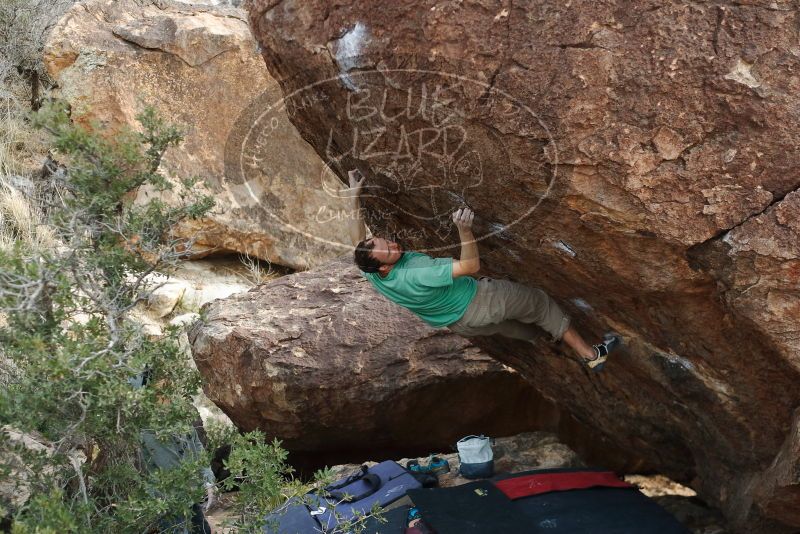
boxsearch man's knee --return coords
[507,283,569,340]
[551,314,571,342]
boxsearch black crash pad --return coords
[408,480,533,534]
[360,505,411,534]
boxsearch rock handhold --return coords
[652,127,688,161]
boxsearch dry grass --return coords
[0,177,57,251]
[0,73,50,167]
[0,71,56,252]
[0,82,55,252]
[238,251,280,286]
[0,99,25,177]
[0,0,76,252]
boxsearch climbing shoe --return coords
[427,456,450,476]
[406,456,450,476]
[585,333,621,372]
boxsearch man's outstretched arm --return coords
[346,170,367,246]
[452,207,480,278]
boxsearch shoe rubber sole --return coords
[587,333,622,373]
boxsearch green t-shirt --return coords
[362,252,477,328]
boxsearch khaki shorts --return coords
[447,277,570,342]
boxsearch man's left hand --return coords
[452,207,475,234]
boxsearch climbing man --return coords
[345,169,620,371]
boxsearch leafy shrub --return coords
[0,103,218,532]
[0,103,383,533]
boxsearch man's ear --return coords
[378,264,391,276]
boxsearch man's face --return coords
[368,237,404,266]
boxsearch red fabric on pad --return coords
[494,471,633,500]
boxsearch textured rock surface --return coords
[189,258,555,455]
[130,257,259,336]
[44,0,352,270]
[246,1,800,531]
[129,257,256,430]
[0,427,86,514]
[327,432,584,489]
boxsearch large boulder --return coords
[189,258,559,456]
[244,1,800,531]
[44,0,351,270]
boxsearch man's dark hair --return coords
[354,238,381,273]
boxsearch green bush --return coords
[0,104,225,532]
[0,103,383,533]
[0,102,216,532]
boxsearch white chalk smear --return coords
[335,22,368,91]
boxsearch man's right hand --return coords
[344,169,365,199]
[452,207,475,234]
[452,207,480,277]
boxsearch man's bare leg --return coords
[561,326,596,360]
[562,327,622,371]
